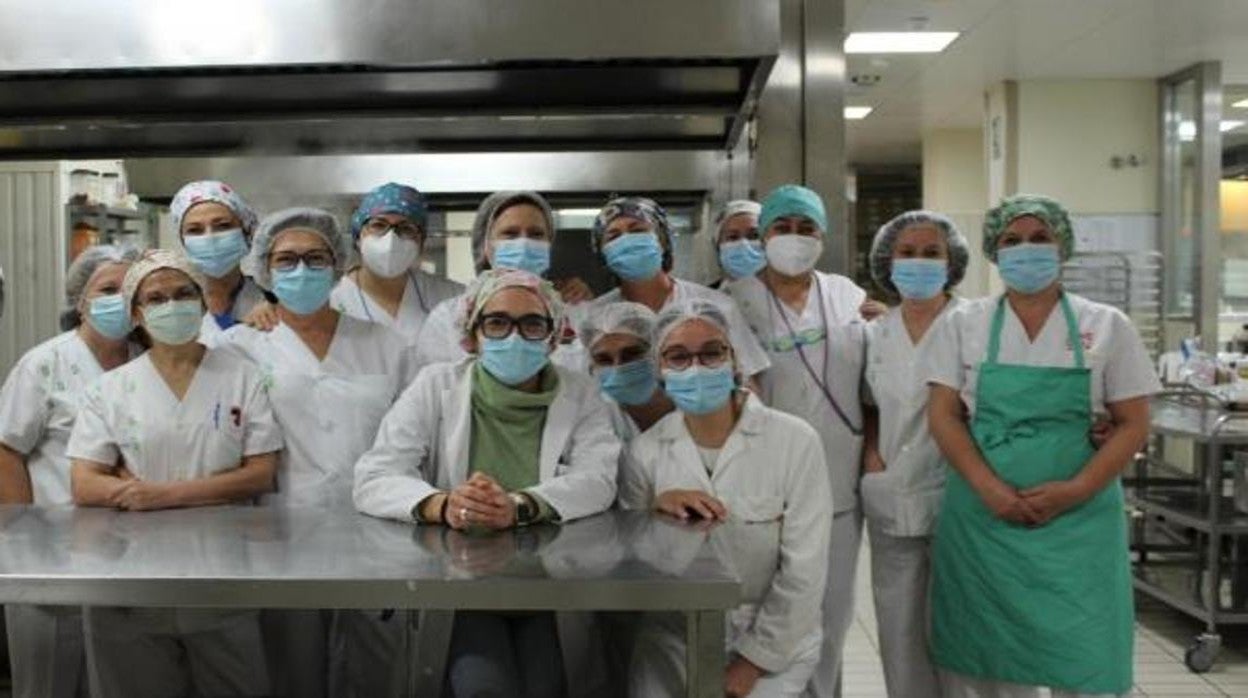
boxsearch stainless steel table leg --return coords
[686,610,724,698]
[412,610,454,697]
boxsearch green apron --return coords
[930,294,1133,694]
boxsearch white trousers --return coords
[939,670,1129,698]
[83,607,270,698]
[629,610,821,698]
[4,604,89,698]
[804,509,862,698]
[867,526,941,698]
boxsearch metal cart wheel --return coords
[1184,633,1221,673]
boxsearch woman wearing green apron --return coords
[922,194,1159,697]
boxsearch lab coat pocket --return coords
[860,470,901,530]
[730,494,784,524]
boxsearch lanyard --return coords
[356,270,428,323]
[765,275,863,435]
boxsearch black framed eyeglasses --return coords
[270,250,335,273]
[477,312,555,341]
[660,342,732,370]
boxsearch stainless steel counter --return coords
[0,505,741,698]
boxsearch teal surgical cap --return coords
[759,184,829,234]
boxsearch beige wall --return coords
[1014,80,1159,214]
[922,128,993,297]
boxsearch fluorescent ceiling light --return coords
[1223,120,1246,132]
[1233,98,1248,108]
[557,208,601,217]
[844,106,873,120]
[845,32,959,54]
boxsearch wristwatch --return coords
[510,492,538,527]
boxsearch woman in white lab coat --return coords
[620,301,831,698]
[725,184,872,698]
[66,249,283,698]
[584,196,772,383]
[922,195,1159,698]
[218,207,418,698]
[354,268,619,697]
[330,182,463,346]
[860,211,971,698]
[577,301,674,443]
[170,180,274,346]
[0,245,141,698]
[415,191,594,368]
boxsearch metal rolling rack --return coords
[1129,386,1248,672]
[1061,250,1163,357]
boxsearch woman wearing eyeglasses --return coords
[216,208,418,698]
[66,250,283,698]
[330,183,464,347]
[621,301,830,698]
[354,268,619,697]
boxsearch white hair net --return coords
[121,249,208,318]
[61,245,144,330]
[471,191,556,273]
[714,200,762,242]
[577,301,657,352]
[654,300,732,353]
[868,210,970,297]
[247,208,352,290]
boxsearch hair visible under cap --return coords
[577,301,658,353]
[471,191,556,273]
[868,210,970,297]
[247,207,352,290]
[60,245,143,330]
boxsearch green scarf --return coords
[469,361,559,493]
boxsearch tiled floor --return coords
[843,539,1248,697]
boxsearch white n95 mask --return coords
[765,235,823,276]
[360,231,420,279]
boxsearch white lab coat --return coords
[727,271,867,698]
[198,276,268,348]
[620,393,830,696]
[354,358,619,522]
[219,316,417,508]
[414,293,590,372]
[921,292,1162,416]
[353,358,620,697]
[66,348,283,698]
[861,301,964,698]
[588,278,771,379]
[330,270,463,347]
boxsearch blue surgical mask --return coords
[142,300,202,345]
[662,364,736,415]
[480,333,551,386]
[183,229,248,279]
[997,243,1060,294]
[603,232,663,281]
[599,359,659,406]
[272,262,335,315]
[86,294,131,340]
[492,238,552,277]
[890,258,948,300]
[719,240,766,279]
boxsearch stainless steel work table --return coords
[0,505,741,698]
